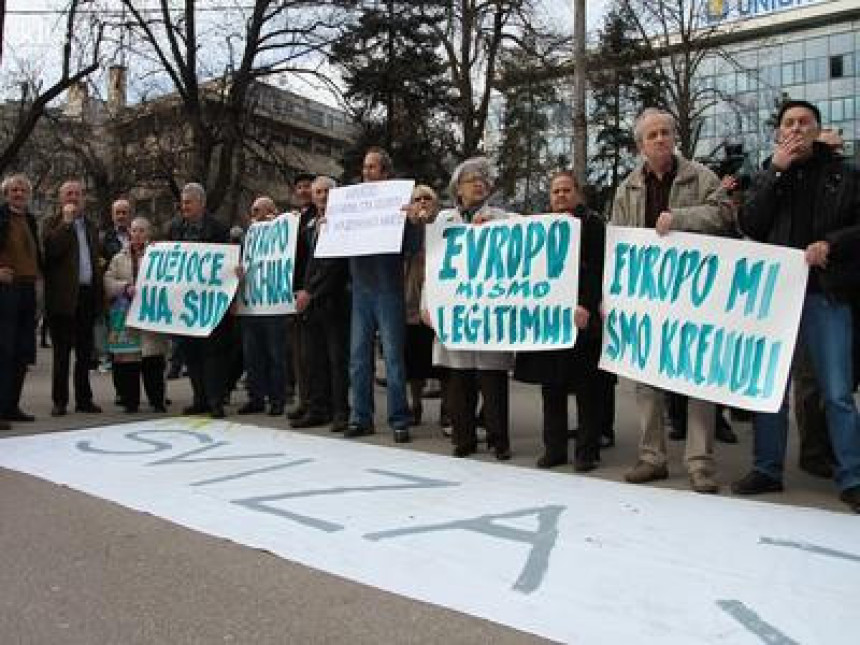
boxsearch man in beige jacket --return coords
[611,108,733,493]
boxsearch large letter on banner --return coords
[126,242,240,337]
[236,212,298,315]
[424,213,580,351]
[313,179,415,257]
[599,226,808,412]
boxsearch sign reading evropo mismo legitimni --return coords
[599,226,808,412]
[424,213,581,351]
[236,212,298,315]
[126,242,240,337]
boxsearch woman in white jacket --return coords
[424,158,514,460]
[103,216,168,412]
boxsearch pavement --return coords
[0,346,852,644]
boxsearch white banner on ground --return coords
[236,213,298,315]
[424,213,581,351]
[126,242,240,337]
[599,226,808,412]
[313,179,415,257]
[0,420,857,645]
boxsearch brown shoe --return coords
[689,470,719,494]
[625,461,668,484]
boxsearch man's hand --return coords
[0,266,13,284]
[61,203,77,224]
[574,305,590,330]
[805,240,829,268]
[655,210,673,236]
[472,213,490,225]
[124,283,136,299]
[772,132,808,171]
[295,290,311,313]
[235,265,245,280]
[420,308,433,327]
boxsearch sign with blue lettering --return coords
[599,227,807,412]
[424,213,581,351]
[704,0,824,25]
[313,180,415,257]
[236,213,298,315]
[126,242,240,337]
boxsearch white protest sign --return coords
[236,213,298,315]
[313,179,415,257]
[424,213,580,351]
[599,226,808,412]
[126,242,240,337]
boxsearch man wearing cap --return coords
[733,100,860,513]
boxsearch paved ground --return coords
[0,347,851,644]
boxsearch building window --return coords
[781,61,803,86]
[830,55,845,78]
[830,97,855,123]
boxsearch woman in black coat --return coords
[515,171,614,472]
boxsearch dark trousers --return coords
[543,368,613,461]
[242,316,288,406]
[447,369,509,452]
[289,317,311,409]
[0,282,37,415]
[49,286,96,408]
[184,319,232,409]
[304,312,350,421]
[113,356,166,410]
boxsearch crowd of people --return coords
[0,101,858,513]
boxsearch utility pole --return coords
[572,0,587,185]
[0,0,6,65]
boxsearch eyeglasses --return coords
[414,195,433,202]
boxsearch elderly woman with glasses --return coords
[423,158,514,460]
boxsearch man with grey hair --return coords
[0,173,43,427]
[168,182,230,418]
[343,147,414,443]
[43,179,105,416]
[612,107,733,494]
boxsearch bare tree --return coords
[615,0,738,159]
[0,0,105,174]
[118,0,345,219]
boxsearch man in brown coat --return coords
[42,179,104,416]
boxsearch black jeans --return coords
[0,281,36,415]
[447,369,509,452]
[113,356,166,410]
[49,286,96,408]
[304,311,350,421]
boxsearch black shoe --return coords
[123,406,139,413]
[330,419,348,432]
[268,403,285,416]
[75,402,103,413]
[0,420,10,431]
[183,404,210,415]
[799,458,834,479]
[237,402,265,415]
[291,414,329,429]
[573,457,598,473]
[715,420,738,444]
[152,403,167,413]
[495,447,512,461]
[453,444,477,458]
[393,428,411,443]
[286,405,307,420]
[344,423,375,438]
[668,427,687,441]
[732,470,784,495]
[536,454,567,469]
[839,486,860,513]
[166,368,182,380]
[51,405,67,417]
[3,408,35,422]
[210,405,226,419]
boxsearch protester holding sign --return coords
[103,217,168,413]
[611,108,733,494]
[236,197,291,417]
[425,157,514,460]
[514,171,609,473]
[167,183,231,419]
[342,148,414,444]
[292,176,351,431]
[733,100,860,513]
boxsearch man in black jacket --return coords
[169,182,231,418]
[733,100,860,513]
[0,174,43,428]
[291,176,350,431]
